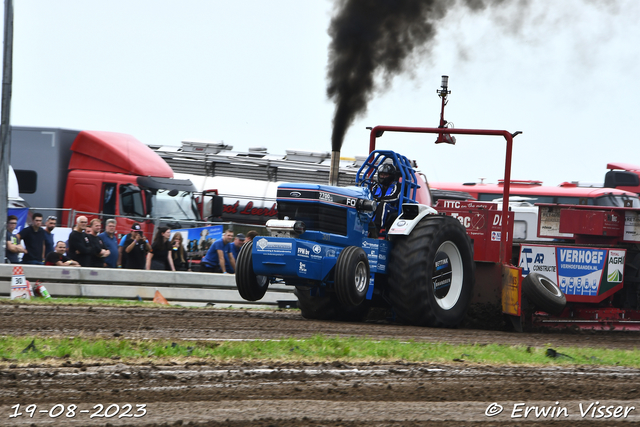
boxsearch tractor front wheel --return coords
[387,215,475,327]
[334,246,370,307]
[235,241,269,301]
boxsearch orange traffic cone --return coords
[153,290,170,305]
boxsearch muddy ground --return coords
[1,304,640,426]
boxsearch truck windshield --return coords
[150,189,199,221]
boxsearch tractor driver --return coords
[370,163,401,237]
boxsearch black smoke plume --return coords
[326,0,507,152]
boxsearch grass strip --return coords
[1,335,639,367]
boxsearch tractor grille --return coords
[278,202,347,236]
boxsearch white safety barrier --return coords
[0,265,296,307]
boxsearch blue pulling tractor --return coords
[235,150,476,327]
[237,76,640,331]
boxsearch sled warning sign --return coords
[10,266,31,300]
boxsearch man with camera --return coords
[121,223,151,269]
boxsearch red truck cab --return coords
[11,127,202,237]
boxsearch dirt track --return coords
[2,304,640,426]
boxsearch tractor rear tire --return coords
[387,215,475,327]
[335,246,370,307]
[522,273,565,315]
[235,241,269,301]
[295,287,370,322]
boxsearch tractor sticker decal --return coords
[433,253,452,299]
[256,238,268,250]
[607,250,625,283]
[319,192,333,202]
[277,188,362,209]
[298,242,323,260]
[297,247,310,258]
[360,238,389,273]
[362,240,378,250]
[362,241,379,271]
[255,238,293,254]
[310,246,323,260]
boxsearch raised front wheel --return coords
[235,240,269,301]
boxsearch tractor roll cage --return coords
[368,125,519,264]
[355,150,419,210]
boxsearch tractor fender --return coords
[387,203,438,236]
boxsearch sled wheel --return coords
[295,287,370,321]
[235,241,269,301]
[387,215,475,327]
[334,246,370,307]
[522,273,566,316]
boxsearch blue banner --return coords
[171,225,223,259]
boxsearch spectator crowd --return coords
[5,213,257,274]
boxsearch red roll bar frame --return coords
[369,126,517,265]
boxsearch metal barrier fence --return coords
[0,264,296,307]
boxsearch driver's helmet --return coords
[377,163,397,186]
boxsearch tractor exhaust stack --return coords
[329,150,340,186]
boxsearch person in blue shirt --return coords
[200,229,234,273]
[226,233,245,274]
[98,219,119,268]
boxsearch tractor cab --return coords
[355,150,422,237]
[355,150,420,209]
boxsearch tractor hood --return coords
[277,183,370,206]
